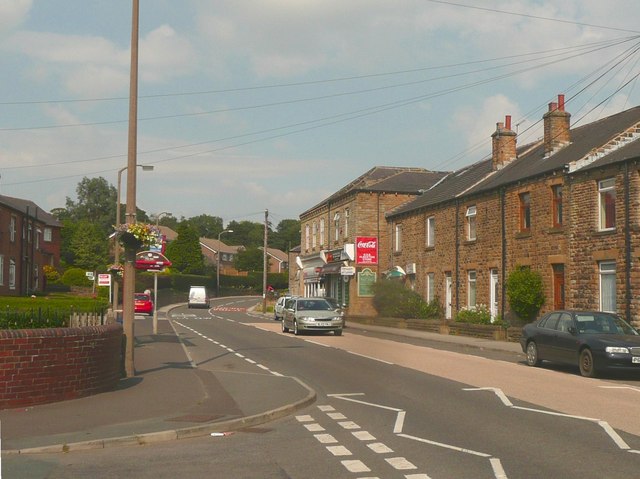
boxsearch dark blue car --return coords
[520,310,640,377]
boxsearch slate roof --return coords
[0,195,61,227]
[302,166,448,216]
[388,105,640,219]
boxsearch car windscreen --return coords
[575,313,638,335]
[297,300,332,311]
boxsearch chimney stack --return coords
[491,115,517,170]
[543,94,571,156]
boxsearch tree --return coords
[506,266,546,322]
[68,220,109,271]
[234,246,265,272]
[226,220,267,248]
[165,224,205,274]
[65,177,117,234]
[270,219,301,251]
[183,214,223,239]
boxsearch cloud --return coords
[0,0,31,37]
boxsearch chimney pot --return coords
[505,115,512,130]
[549,102,558,112]
[558,94,565,111]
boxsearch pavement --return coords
[0,305,522,456]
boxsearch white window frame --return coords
[334,213,340,242]
[10,216,16,242]
[426,216,435,247]
[598,178,616,231]
[599,261,616,312]
[319,218,325,247]
[0,255,4,286]
[44,227,52,242]
[468,270,477,308]
[9,259,16,290]
[394,224,402,252]
[426,272,435,302]
[305,224,310,250]
[312,222,317,248]
[344,208,349,238]
[466,206,476,241]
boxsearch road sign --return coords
[98,274,111,287]
[135,250,172,271]
[85,271,94,280]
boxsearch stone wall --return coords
[0,324,123,409]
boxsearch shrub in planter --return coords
[372,279,442,319]
[455,304,492,324]
[506,265,545,322]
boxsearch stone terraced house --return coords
[387,95,640,326]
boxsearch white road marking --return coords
[314,433,338,444]
[341,460,371,473]
[347,350,394,365]
[338,421,360,430]
[394,410,406,434]
[405,474,432,479]
[327,412,346,420]
[304,423,325,432]
[397,433,491,458]
[327,445,352,456]
[235,353,245,358]
[386,457,416,470]
[296,415,314,422]
[368,442,394,454]
[491,458,508,479]
[257,364,269,371]
[353,430,376,441]
[305,339,331,347]
[318,405,335,412]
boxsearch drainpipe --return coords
[500,187,507,321]
[624,161,632,321]
[455,200,460,314]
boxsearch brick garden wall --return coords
[0,324,123,409]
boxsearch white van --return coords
[188,286,210,309]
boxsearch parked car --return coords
[134,293,154,315]
[520,310,640,377]
[188,286,210,309]
[281,297,344,336]
[274,295,291,321]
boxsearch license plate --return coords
[632,357,640,364]
[315,322,330,327]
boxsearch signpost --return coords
[135,251,172,334]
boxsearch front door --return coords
[445,272,452,320]
[553,264,565,310]
[490,269,499,320]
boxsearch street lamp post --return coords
[216,229,233,297]
[112,164,154,314]
[152,211,170,334]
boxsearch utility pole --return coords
[262,209,268,313]
[122,0,139,378]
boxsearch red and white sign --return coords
[135,251,172,271]
[355,236,378,265]
[98,273,111,287]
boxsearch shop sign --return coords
[358,268,376,297]
[341,266,356,276]
[355,236,378,265]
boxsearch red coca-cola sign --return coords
[356,236,378,265]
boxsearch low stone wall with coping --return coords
[0,324,123,409]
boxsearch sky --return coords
[1,1,640,228]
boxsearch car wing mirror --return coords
[568,326,578,335]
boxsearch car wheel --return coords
[579,348,597,378]
[526,341,540,367]
[282,319,289,333]
[334,329,342,336]
[294,320,300,335]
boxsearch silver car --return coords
[273,295,290,321]
[281,297,344,336]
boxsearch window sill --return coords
[463,239,476,245]
[548,226,564,234]
[425,246,435,252]
[594,228,616,236]
[515,231,531,239]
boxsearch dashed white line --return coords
[304,423,325,432]
[257,364,269,371]
[353,430,376,441]
[327,412,346,420]
[296,415,314,422]
[318,405,335,412]
[327,445,352,456]
[235,353,245,358]
[338,421,360,430]
[385,457,417,470]
[314,434,338,444]
[341,460,370,473]
[368,442,394,454]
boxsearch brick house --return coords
[200,237,246,276]
[260,247,288,273]
[296,166,448,316]
[0,195,62,296]
[386,95,640,326]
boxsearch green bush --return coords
[372,279,442,319]
[506,265,545,322]
[61,267,93,287]
[455,304,492,324]
[0,295,109,329]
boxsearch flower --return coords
[114,223,160,248]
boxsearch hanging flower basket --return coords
[107,263,124,277]
[114,223,160,250]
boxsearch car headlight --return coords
[606,346,630,354]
